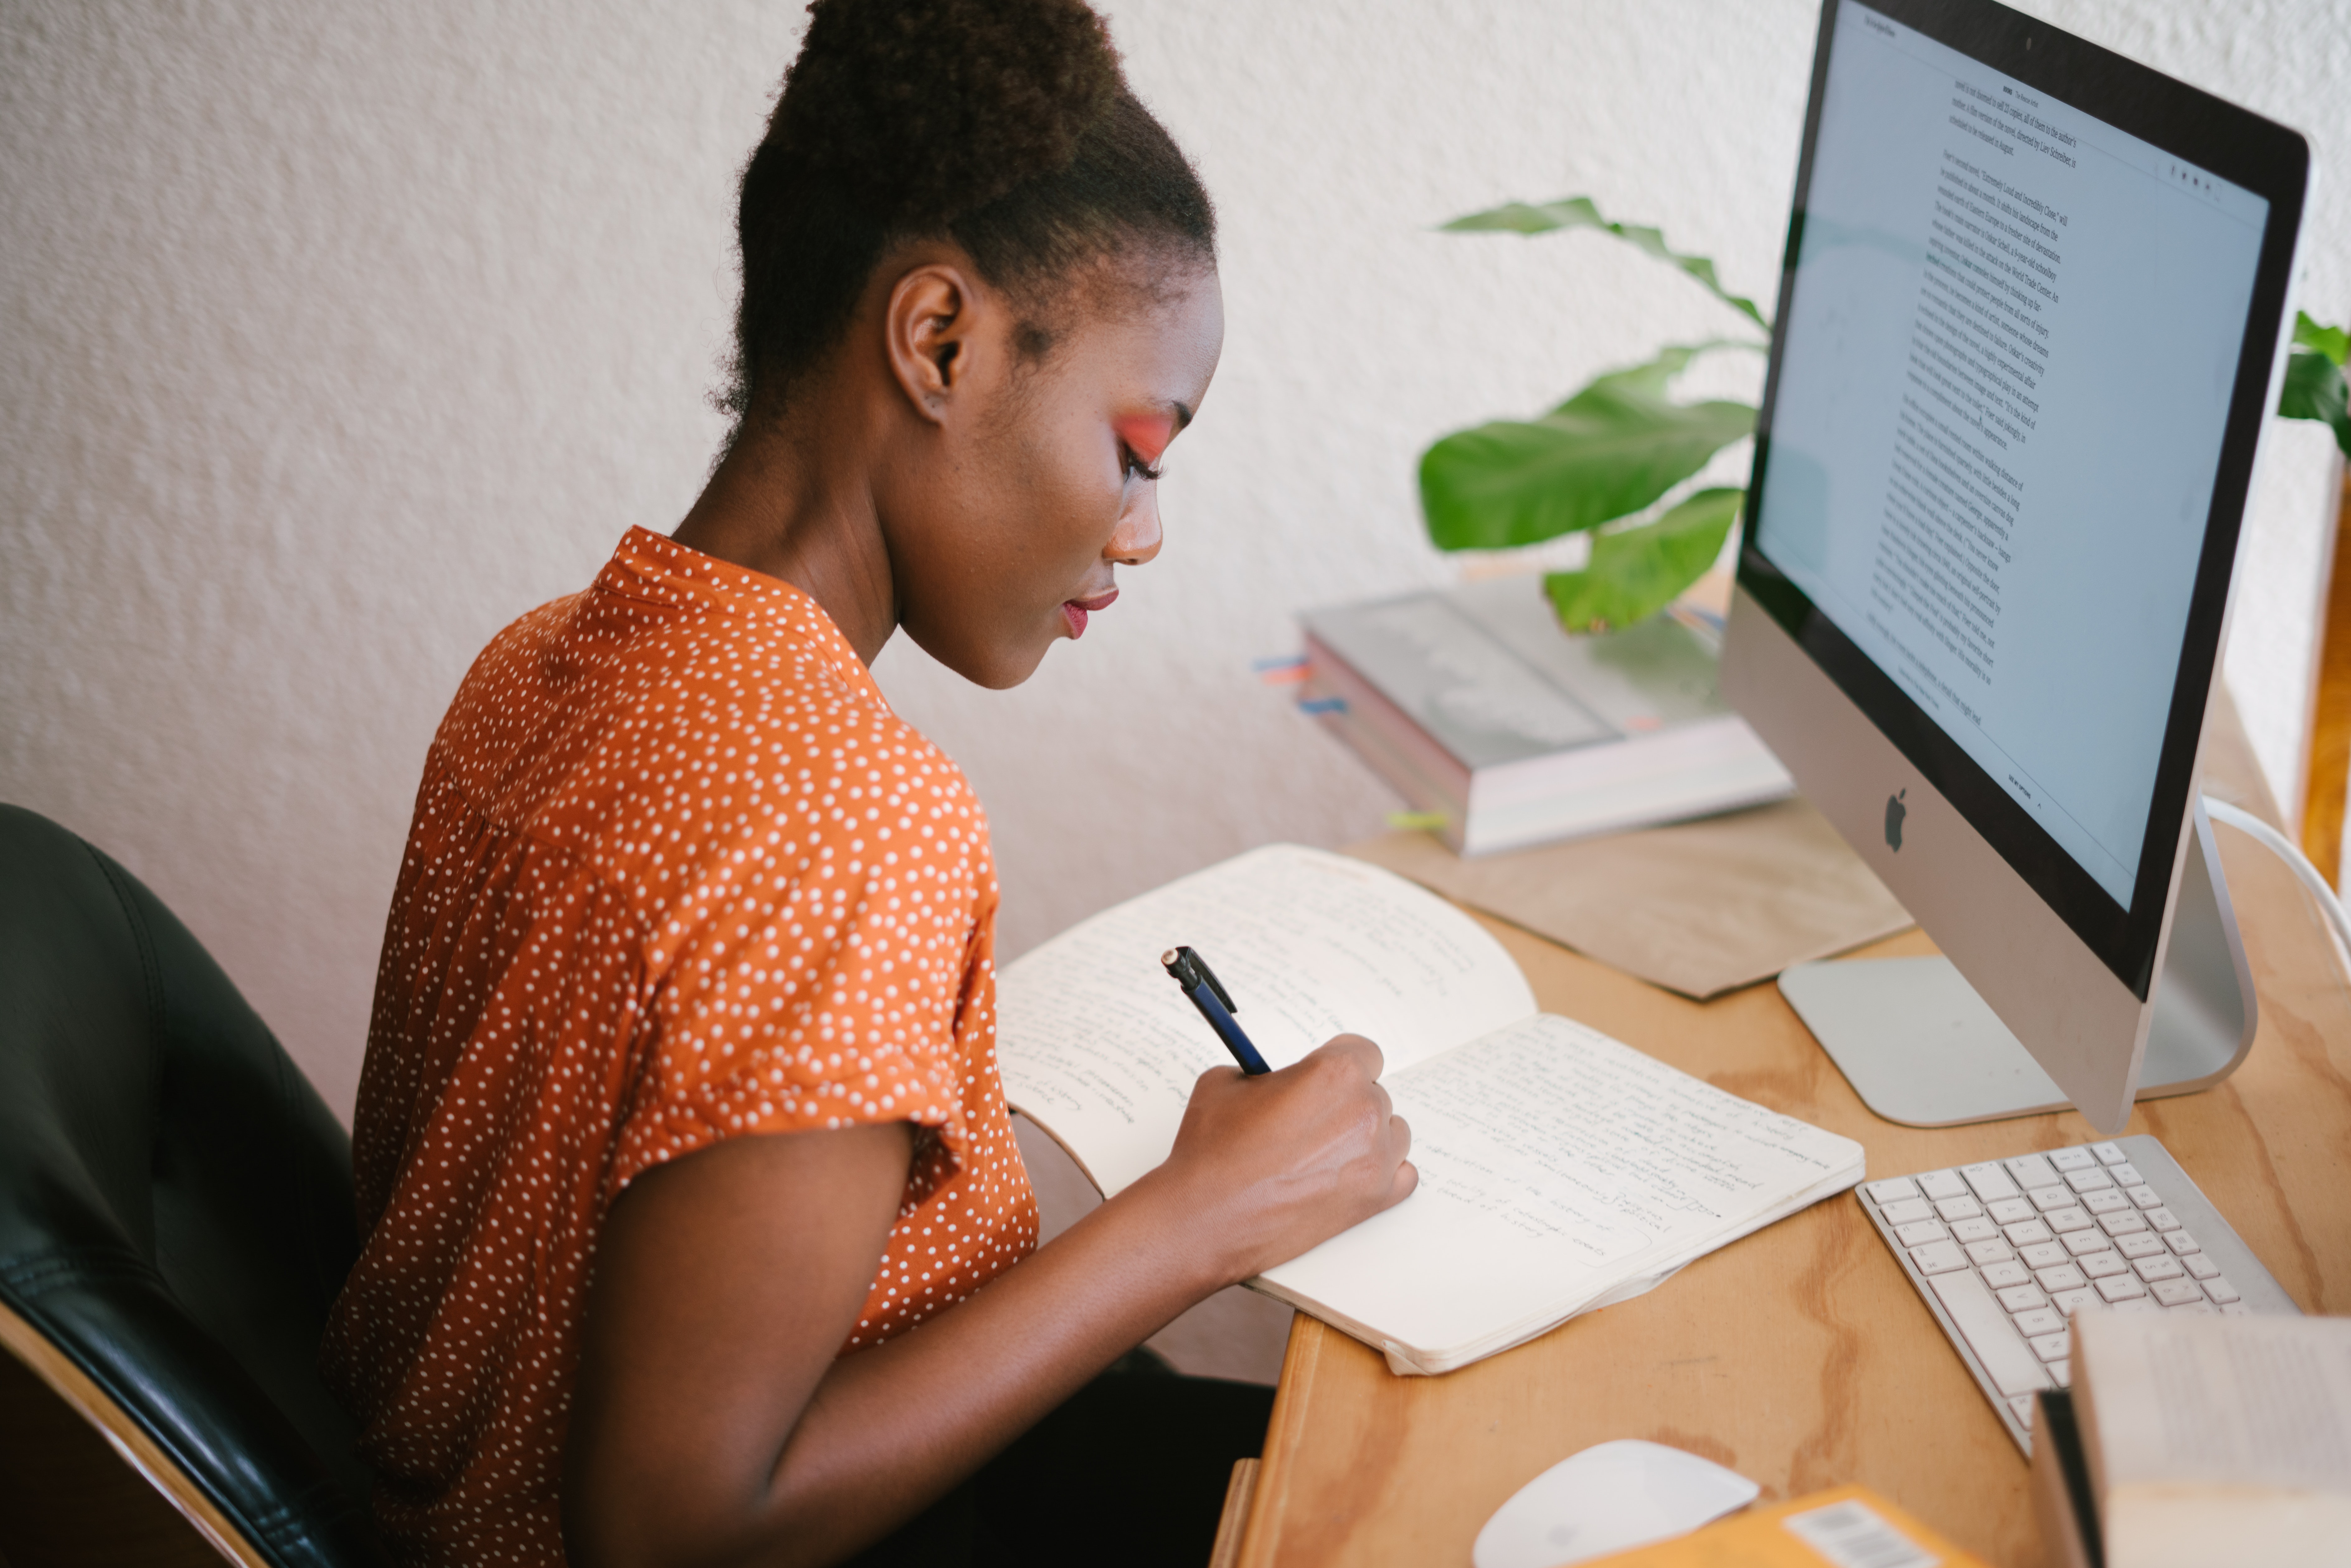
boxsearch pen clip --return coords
[1166,944,1238,1014]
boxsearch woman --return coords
[320,3,1417,1566]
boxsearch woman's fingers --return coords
[1317,1032,1385,1080]
[1388,1159,1421,1206]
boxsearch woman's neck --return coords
[672,403,898,666]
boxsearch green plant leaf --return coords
[1442,196,1771,333]
[2293,309,2349,368]
[1542,487,1744,633]
[1419,346,1756,551]
[2279,348,2351,462]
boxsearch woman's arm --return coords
[563,1035,1413,1568]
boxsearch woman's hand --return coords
[1142,1035,1418,1286]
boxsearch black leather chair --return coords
[0,803,387,1567]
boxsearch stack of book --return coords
[2034,1308,2351,1568]
[1298,577,1791,857]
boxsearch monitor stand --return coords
[1777,798,2258,1126]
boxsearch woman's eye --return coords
[1122,446,1164,483]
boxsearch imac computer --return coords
[1721,0,2310,1132]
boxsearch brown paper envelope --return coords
[1347,797,1913,999]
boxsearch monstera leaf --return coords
[2279,310,2350,460]
[1443,196,1771,332]
[1544,486,1745,633]
[1421,197,1768,632]
[1418,345,1756,552]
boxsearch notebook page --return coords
[998,844,1535,1196]
[1256,1013,1863,1371]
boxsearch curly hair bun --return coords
[776,0,1123,224]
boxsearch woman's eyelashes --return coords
[1122,445,1164,483]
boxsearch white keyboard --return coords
[1857,1133,2299,1451]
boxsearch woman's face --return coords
[882,259,1224,689]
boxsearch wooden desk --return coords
[1236,705,2351,1568]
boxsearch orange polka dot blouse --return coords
[320,527,1041,1566]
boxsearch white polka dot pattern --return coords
[319,527,1039,1566]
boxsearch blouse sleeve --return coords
[609,808,993,1197]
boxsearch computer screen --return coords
[1740,0,2300,996]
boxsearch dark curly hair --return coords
[724,0,1217,424]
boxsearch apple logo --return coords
[1885,788,1907,851]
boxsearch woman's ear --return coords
[883,263,986,426]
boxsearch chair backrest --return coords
[0,804,387,1568]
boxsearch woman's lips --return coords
[1062,588,1119,639]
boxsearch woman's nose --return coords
[1109,488,1163,566]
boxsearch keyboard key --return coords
[1880,1197,1935,1225]
[1982,1260,2032,1288]
[2096,1274,2148,1302]
[1918,1169,1970,1200]
[2030,1185,2075,1212]
[2084,1189,2131,1215]
[2221,1302,2252,1317]
[2064,1230,2114,1256]
[2051,1287,2099,1315]
[2034,1264,2086,1291]
[2028,1329,2070,1361]
[2203,1276,2241,1305]
[1988,1197,2036,1224]
[1997,1283,2049,1311]
[2013,1307,2065,1337]
[2022,1241,2072,1269]
[2134,1254,2184,1282]
[2090,1142,2127,1165]
[2044,1207,2094,1234]
[2170,1300,2216,1315]
[2183,1254,2220,1281]
[1952,1217,2001,1244]
[1962,1162,2021,1201]
[2050,1357,2072,1386]
[2165,1230,2201,1256]
[2079,1252,2129,1279]
[1928,1269,2053,1396]
[2146,1207,2182,1231]
[2109,1162,2143,1187]
[1911,1240,1969,1274]
[2099,1210,2148,1236]
[2114,1298,2161,1314]
[2009,1395,2037,1428]
[1936,1195,1985,1221]
[1897,1220,1951,1246]
[2066,1167,2116,1193]
[2126,1185,2162,1208]
[1865,1177,1921,1204]
[2050,1147,2097,1172]
[2006,1154,2062,1188]
[2117,1233,2168,1260]
[2151,1278,2204,1306]
[1966,1238,2017,1266]
[2002,1220,2053,1246]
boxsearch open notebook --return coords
[998,845,1864,1375]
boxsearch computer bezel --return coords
[1734,0,2310,999]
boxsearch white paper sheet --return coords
[1256,1014,1864,1370]
[997,844,1536,1196]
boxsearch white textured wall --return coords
[4,0,2346,1129]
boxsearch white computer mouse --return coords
[1471,1439,1761,1568]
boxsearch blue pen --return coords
[1161,945,1271,1075]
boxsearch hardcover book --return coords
[1299,578,1792,857]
